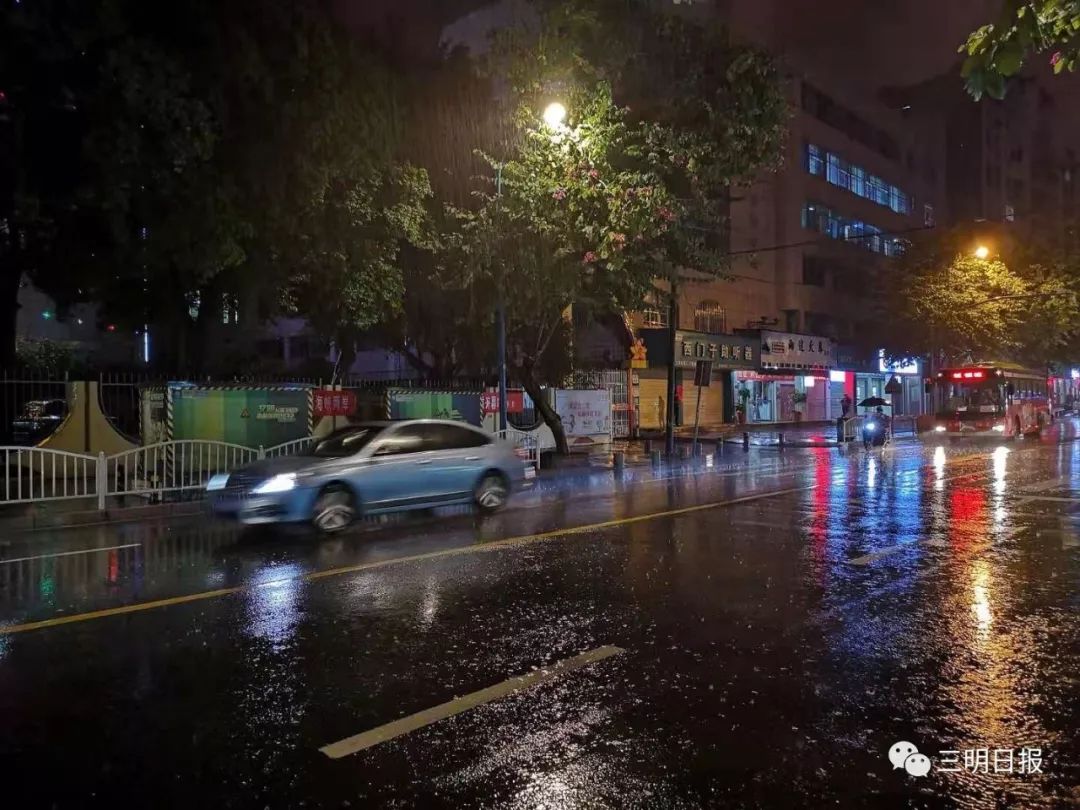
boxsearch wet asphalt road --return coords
[2,426,1080,808]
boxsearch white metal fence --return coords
[0,438,310,508]
[495,427,554,474]
[841,416,866,442]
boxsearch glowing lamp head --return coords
[974,245,990,260]
[542,102,567,129]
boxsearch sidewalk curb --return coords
[0,500,207,534]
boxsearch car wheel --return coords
[474,473,509,513]
[312,487,356,534]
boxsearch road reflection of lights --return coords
[933,446,946,490]
[971,559,993,636]
[991,446,1010,524]
[419,578,439,627]
[867,456,877,489]
[246,563,304,648]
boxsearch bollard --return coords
[717,439,724,456]
[613,450,625,471]
[742,431,750,452]
[778,433,785,450]
[650,449,662,466]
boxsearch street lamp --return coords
[542,102,567,129]
[974,245,990,259]
[495,101,569,434]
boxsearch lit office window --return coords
[805,143,913,215]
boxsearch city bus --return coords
[931,362,1051,438]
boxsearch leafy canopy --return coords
[961,0,1080,99]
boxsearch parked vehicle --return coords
[11,399,68,445]
[208,420,527,532]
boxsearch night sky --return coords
[333,0,1002,93]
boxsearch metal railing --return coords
[841,416,865,442]
[891,415,917,437]
[495,427,555,473]
[1,447,99,504]
[106,441,260,499]
[262,437,314,458]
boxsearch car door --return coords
[361,424,429,509]
[424,423,492,496]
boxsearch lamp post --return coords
[495,162,508,432]
[494,102,568,433]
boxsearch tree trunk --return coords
[520,362,568,455]
[0,268,22,367]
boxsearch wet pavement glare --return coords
[1,425,1080,808]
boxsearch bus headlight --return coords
[992,424,1005,432]
[934,425,947,432]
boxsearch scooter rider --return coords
[862,406,890,448]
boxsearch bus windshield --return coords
[936,380,1003,416]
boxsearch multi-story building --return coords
[890,70,1080,244]
[619,69,944,428]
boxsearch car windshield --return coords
[307,425,385,458]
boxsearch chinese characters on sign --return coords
[673,331,755,370]
[481,389,526,415]
[759,330,833,370]
[313,389,357,418]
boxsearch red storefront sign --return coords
[482,389,525,415]
[313,389,357,417]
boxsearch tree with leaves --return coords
[439,2,787,453]
[880,228,1077,367]
[961,0,1080,99]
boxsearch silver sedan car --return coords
[208,420,529,532]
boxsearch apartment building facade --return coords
[617,70,943,428]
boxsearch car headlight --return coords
[206,473,230,492]
[934,425,947,433]
[992,424,1005,432]
[866,423,877,432]
[252,473,297,494]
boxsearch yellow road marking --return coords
[0,485,812,636]
[320,645,625,758]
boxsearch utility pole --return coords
[495,164,508,432]
[665,279,679,456]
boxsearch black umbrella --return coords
[858,397,890,408]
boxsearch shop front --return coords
[878,351,924,415]
[636,329,756,429]
[733,331,833,423]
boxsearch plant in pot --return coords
[792,391,807,422]
[736,386,751,424]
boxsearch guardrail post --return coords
[742,432,750,452]
[96,452,106,511]
[778,433,785,451]
[258,445,265,460]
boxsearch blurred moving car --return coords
[11,399,68,445]
[208,420,527,532]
